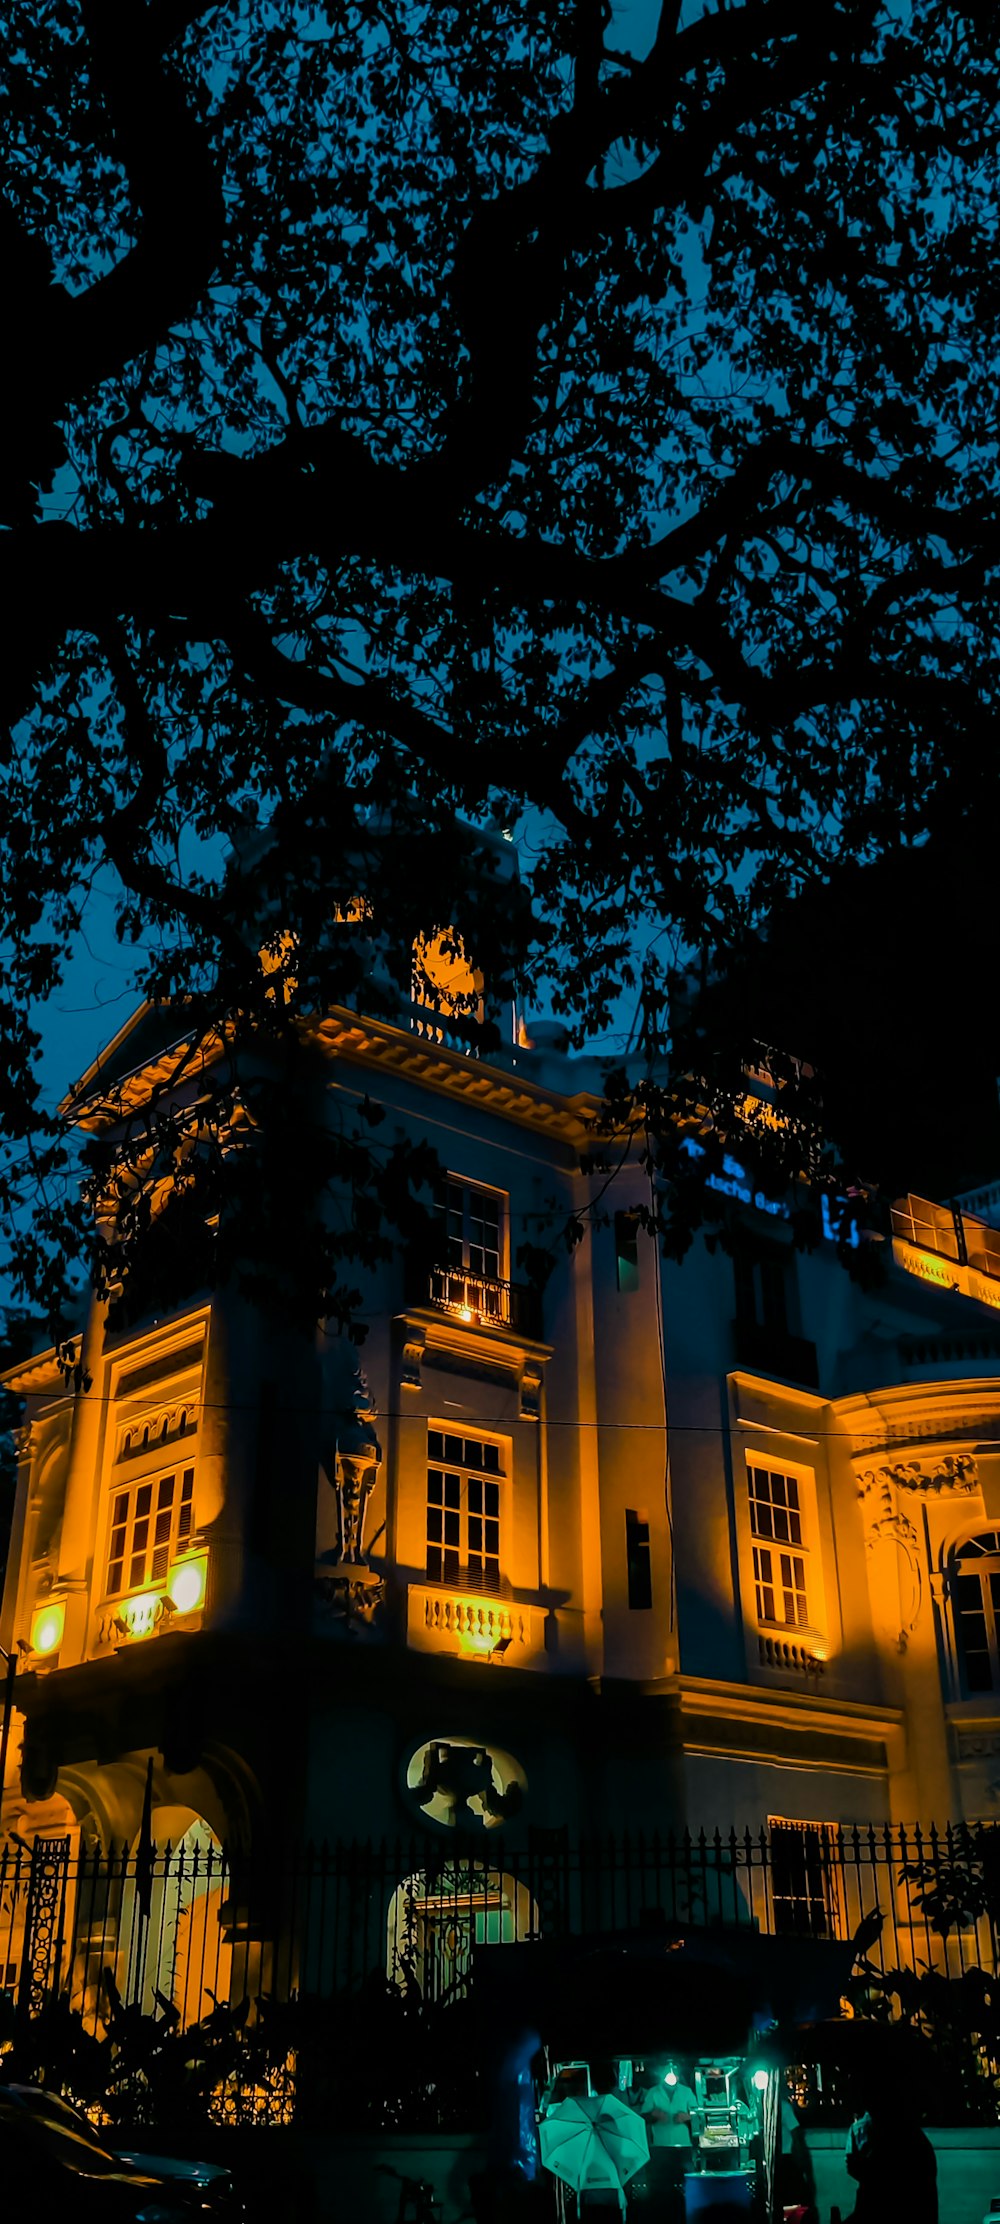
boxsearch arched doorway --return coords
[122,1807,232,2026]
[387,1865,537,2004]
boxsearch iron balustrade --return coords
[410,1262,543,1341]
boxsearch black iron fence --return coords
[2,1822,1000,2131]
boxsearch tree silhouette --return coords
[2,0,999,1327]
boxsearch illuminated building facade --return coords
[5,939,1000,1923]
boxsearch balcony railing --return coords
[408,1262,543,1341]
[732,1318,819,1388]
[405,997,483,1054]
[892,1191,1000,1282]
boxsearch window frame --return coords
[952,1532,1000,1696]
[746,1458,814,1636]
[625,1507,653,1610]
[425,1426,507,1596]
[104,1464,196,1602]
[436,1176,508,1287]
[767,1816,845,1941]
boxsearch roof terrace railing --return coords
[892,1193,1000,1282]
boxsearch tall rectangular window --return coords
[426,1430,504,1593]
[768,1819,843,1939]
[437,1179,505,1282]
[106,1466,194,1598]
[625,1508,653,1609]
[748,1464,809,1628]
[734,1245,789,1332]
[615,1211,641,1294]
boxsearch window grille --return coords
[767,1818,844,1939]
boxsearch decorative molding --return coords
[315,1569,384,1627]
[400,1329,425,1389]
[403,1735,526,1831]
[953,1725,1000,1762]
[857,1455,978,1498]
[520,1365,543,1421]
[115,1400,198,1464]
[319,1354,385,1627]
[857,1474,923,1651]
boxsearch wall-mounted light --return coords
[663,2067,678,2088]
[751,2067,770,2093]
[167,1551,208,1615]
[30,1600,65,1657]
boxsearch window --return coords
[748,1463,809,1629]
[625,1508,652,1609]
[615,1211,641,1294]
[954,1533,1000,1693]
[437,1179,504,1284]
[426,1431,504,1593]
[106,1466,195,1598]
[768,1819,843,1939]
[734,1243,789,1333]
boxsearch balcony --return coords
[891,1191,1000,1312]
[407,1581,543,1663]
[732,1319,819,1389]
[406,1261,543,1342]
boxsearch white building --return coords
[5,945,1000,1943]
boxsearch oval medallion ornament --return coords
[404,1737,526,1831]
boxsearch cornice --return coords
[312,1009,599,1144]
[675,1674,904,1745]
[397,1304,553,1371]
[63,996,602,1150]
[835,1378,1000,1456]
[1,1342,80,1398]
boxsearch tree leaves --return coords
[0,0,998,1331]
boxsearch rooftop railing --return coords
[892,1192,1000,1282]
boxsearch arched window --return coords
[387,1867,536,2004]
[953,1533,1000,1693]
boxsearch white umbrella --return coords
[540,2094,649,2197]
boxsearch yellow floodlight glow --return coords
[167,1553,208,1615]
[119,1591,163,1638]
[31,1600,65,1656]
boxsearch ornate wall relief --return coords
[316,1350,385,1627]
[402,1736,526,1831]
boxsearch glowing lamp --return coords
[31,1600,65,1656]
[459,1306,474,1324]
[663,2068,678,2088]
[119,1591,163,1638]
[167,1552,208,1615]
[751,2068,770,2093]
